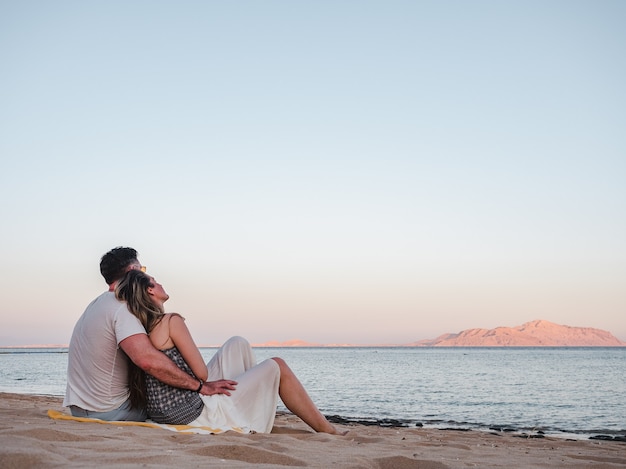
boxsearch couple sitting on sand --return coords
[64,247,341,434]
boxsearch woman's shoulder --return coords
[149,313,184,350]
[165,312,186,321]
[166,313,191,338]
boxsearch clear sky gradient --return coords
[1,1,625,346]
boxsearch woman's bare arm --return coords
[167,314,209,382]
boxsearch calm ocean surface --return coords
[1,347,624,440]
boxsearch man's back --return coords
[64,291,145,412]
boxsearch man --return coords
[64,247,235,421]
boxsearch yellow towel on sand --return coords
[47,409,242,434]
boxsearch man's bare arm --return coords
[119,334,236,395]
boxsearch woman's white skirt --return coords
[188,336,280,433]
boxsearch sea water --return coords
[1,346,624,439]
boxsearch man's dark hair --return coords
[100,247,138,285]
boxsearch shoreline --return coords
[325,415,626,442]
[1,393,624,468]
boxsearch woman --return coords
[115,269,342,434]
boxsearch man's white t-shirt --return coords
[63,292,146,412]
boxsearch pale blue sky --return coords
[1,1,624,346]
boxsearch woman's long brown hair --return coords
[115,270,166,409]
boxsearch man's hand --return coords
[200,379,238,396]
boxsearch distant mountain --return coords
[410,320,626,347]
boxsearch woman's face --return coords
[147,276,169,304]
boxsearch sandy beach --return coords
[1,393,623,468]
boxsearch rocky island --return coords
[410,319,625,347]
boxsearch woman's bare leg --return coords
[271,357,344,434]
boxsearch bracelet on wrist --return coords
[195,379,204,392]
